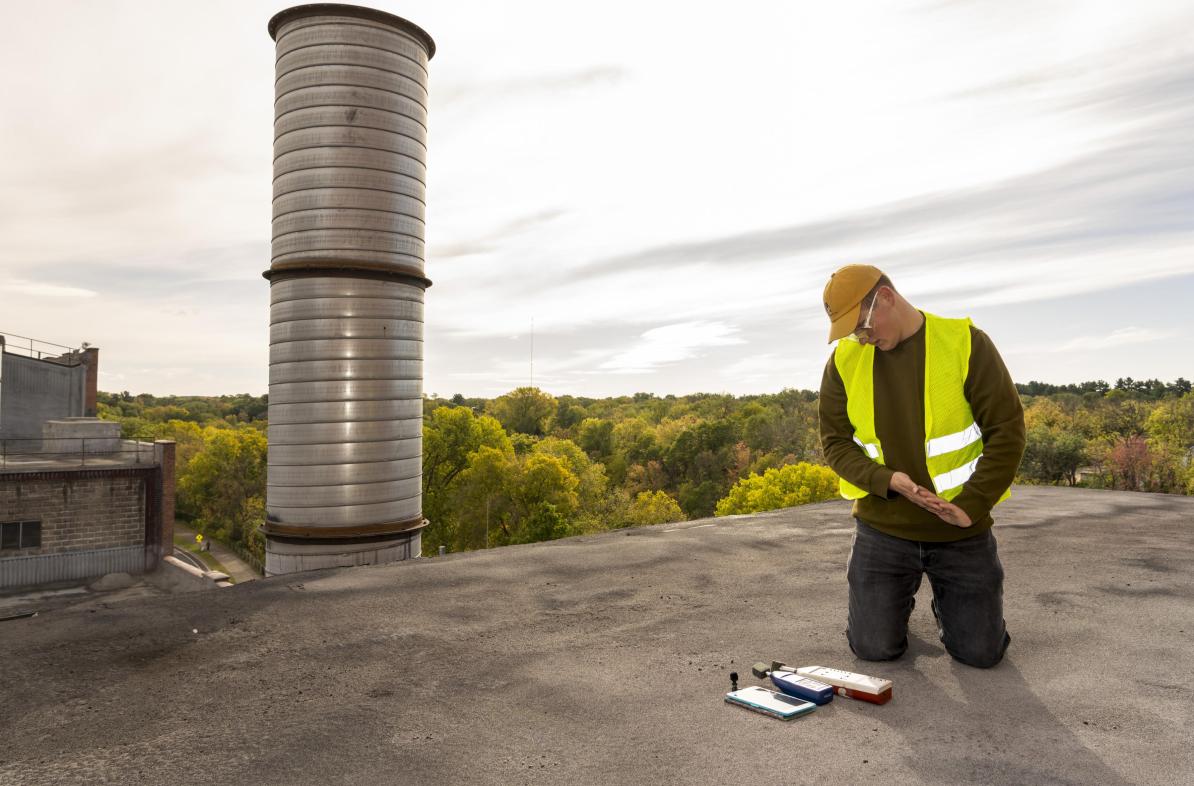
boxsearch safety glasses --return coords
[847,294,878,343]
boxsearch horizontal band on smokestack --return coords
[261,516,426,540]
[263,266,431,289]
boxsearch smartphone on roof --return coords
[725,686,817,720]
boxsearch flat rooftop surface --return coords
[0,440,158,473]
[2,486,1191,785]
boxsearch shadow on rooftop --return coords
[876,633,1131,785]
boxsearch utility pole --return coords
[530,317,535,389]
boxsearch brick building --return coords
[0,333,175,588]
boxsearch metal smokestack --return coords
[263,4,434,575]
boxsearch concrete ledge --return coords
[0,545,143,589]
[146,556,230,593]
[42,417,121,454]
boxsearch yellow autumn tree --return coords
[714,462,838,516]
[625,490,685,527]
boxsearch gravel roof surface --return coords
[2,485,1191,785]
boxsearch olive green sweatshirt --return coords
[818,312,1026,542]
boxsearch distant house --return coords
[0,332,175,589]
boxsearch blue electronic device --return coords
[769,670,835,705]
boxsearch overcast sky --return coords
[1,0,1191,397]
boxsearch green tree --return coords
[677,479,723,519]
[1070,398,1149,449]
[238,495,268,563]
[423,406,511,498]
[1020,425,1087,486]
[533,437,608,511]
[1146,393,1194,454]
[1019,399,1088,485]
[513,453,580,521]
[143,405,192,423]
[665,419,737,483]
[449,445,518,552]
[741,402,781,451]
[576,417,614,459]
[512,502,567,544]
[449,449,581,550]
[422,407,511,550]
[150,420,206,517]
[611,418,658,464]
[553,395,588,432]
[179,426,267,545]
[487,387,558,436]
[715,462,838,516]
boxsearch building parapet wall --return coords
[0,351,88,440]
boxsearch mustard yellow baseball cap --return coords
[823,264,884,343]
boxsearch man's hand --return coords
[888,471,937,511]
[933,501,972,528]
[888,471,972,528]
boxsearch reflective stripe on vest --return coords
[932,454,982,495]
[925,422,983,458]
[832,312,1012,506]
[853,436,880,459]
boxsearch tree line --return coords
[97,378,1194,561]
[1019,387,1194,493]
[1016,378,1191,399]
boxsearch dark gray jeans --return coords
[846,518,1010,668]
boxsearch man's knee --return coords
[847,628,908,662]
[945,631,1010,669]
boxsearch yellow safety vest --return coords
[833,312,1011,505]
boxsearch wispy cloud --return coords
[430,209,566,260]
[0,280,97,298]
[719,353,809,383]
[8,242,269,299]
[437,66,627,106]
[1053,327,1174,353]
[522,48,1194,316]
[1006,324,1178,361]
[600,321,745,373]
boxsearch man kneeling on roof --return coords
[818,265,1026,668]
